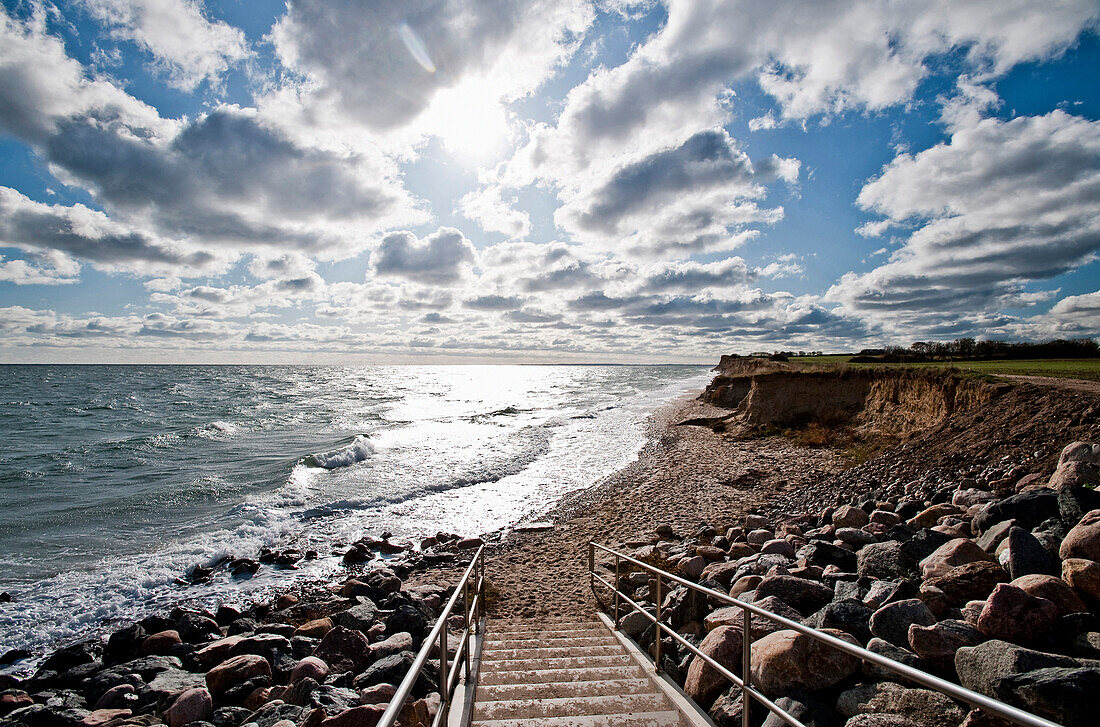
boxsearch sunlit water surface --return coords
[0,364,709,665]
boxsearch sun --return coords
[422,78,511,163]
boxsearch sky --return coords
[0,0,1098,363]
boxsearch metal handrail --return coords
[378,544,486,727]
[588,542,1060,727]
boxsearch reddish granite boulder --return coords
[205,654,271,697]
[749,628,860,696]
[1060,510,1100,561]
[165,687,212,727]
[976,584,1059,645]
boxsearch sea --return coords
[0,364,710,668]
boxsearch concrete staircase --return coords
[471,617,692,727]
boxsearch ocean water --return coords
[0,364,709,665]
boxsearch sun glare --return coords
[423,79,511,163]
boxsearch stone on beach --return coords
[749,628,860,696]
[205,654,272,697]
[165,687,212,727]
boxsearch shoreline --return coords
[415,390,849,619]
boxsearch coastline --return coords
[412,390,849,619]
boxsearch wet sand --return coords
[412,392,848,619]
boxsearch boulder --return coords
[954,639,1082,697]
[837,681,965,727]
[205,655,271,698]
[165,688,212,727]
[353,652,435,698]
[908,504,961,529]
[977,584,1059,645]
[803,599,873,644]
[1063,558,1100,602]
[749,628,860,696]
[857,542,913,580]
[318,705,386,727]
[1060,441,1100,466]
[1010,574,1088,615]
[953,489,998,508]
[994,666,1100,727]
[312,627,371,674]
[684,626,744,706]
[907,620,983,671]
[289,657,329,685]
[680,556,706,580]
[139,630,182,656]
[833,506,870,529]
[836,528,877,547]
[973,491,1058,534]
[801,542,857,571]
[104,624,145,664]
[920,538,994,579]
[359,683,396,705]
[370,632,414,661]
[384,606,426,645]
[175,612,221,643]
[1049,462,1100,492]
[331,603,378,633]
[1001,527,1058,579]
[925,561,1007,606]
[1060,509,1100,561]
[976,519,1016,553]
[700,561,745,587]
[294,618,333,640]
[869,599,936,647]
[759,539,796,558]
[242,701,306,727]
[753,575,833,616]
[1060,487,1100,532]
[194,636,245,669]
[863,637,929,682]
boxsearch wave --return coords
[194,420,239,439]
[302,435,375,469]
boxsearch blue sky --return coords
[0,0,1098,362]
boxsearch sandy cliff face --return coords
[700,359,1000,436]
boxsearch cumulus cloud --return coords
[79,0,249,90]
[0,251,79,285]
[0,187,220,273]
[556,129,796,256]
[0,8,427,271]
[457,185,532,238]
[828,110,1100,331]
[372,227,477,284]
[271,0,592,132]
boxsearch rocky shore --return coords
[602,438,1100,727]
[0,532,484,727]
[6,362,1100,727]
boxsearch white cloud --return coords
[457,185,532,239]
[828,110,1100,331]
[79,0,249,90]
[372,227,477,285]
[554,129,795,257]
[0,9,428,272]
[0,251,80,285]
[270,0,593,137]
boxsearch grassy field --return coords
[788,357,1100,382]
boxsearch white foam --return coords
[303,435,375,469]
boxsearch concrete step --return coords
[480,654,635,673]
[484,635,618,649]
[489,627,606,640]
[477,677,659,702]
[482,644,622,661]
[474,693,670,720]
[471,710,685,727]
[478,664,646,685]
[490,621,599,632]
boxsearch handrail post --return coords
[654,572,662,673]
[439,613,448,706]
[462,574,471,680]
[588,542,594,594]
[613,554,621,627]
[742,604,752,727]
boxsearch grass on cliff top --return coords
[787,357,1100,382]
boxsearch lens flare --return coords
[398,22,435,74]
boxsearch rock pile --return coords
[606,440,1100,727]
[1,534,483,727]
